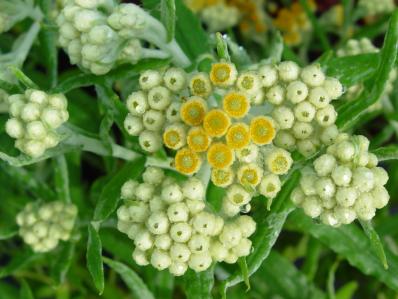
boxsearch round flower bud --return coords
[142,167,164,185]
[302,197,322,218]
[258,64,278,87]
[314,154,336,177]
[125,223,142,238]
[23,140,46,158]
[5,118,24,139]
[162,183,183,203]
[164,67,186,92]
[121,180,139,200]
[26,121,47,140]
[169,262,188,276]
[300,172,317,196]
[138,130,162,152]
[147,86,171,110]
[236,215,256,238]
[193,212,216,235]
[294,101,316,123]
[315,178,336,199]
[139,70,162,90]
[128,202,149,222]
[265,148,293,175]
[74,10,102,33]
[371,186,389,209]
[126,91,148,116]
[336,187,357,207]
[331,165,352,187]
[236,72,261,95]
[210,240,228,261]
[323,77,343,100]
[321,125,339,145]
[274,130,296,151]
[170,222,192,242]
[147,212,169,234]
[266,85,285,105]
[21,103,41,122]
[236,144,259,163]
[170,243,191,262]
[336,141,355,162]
[151,249,171,270]
[278,61,300,81]
[188,253,212,272]
[354,193,375,221]
[135,183,154,202]
[352,167,374,192]
[334,206,356,224]
[290,187,305,205]
[154,234,172,250]
[142,109,165,131]
[219,223,242,248]
[117,205,131,222]
[133,248,149,266]
[226,184,251,207]
[134,229,154,251]
[9,98,25,118]
[149,196,167,212]
[48,94,68,110]
[308,87,330,108]
[372,167,388,186]
[320,211,339,227]
[167,202,189,223]
[188,234,210,254]
[41,108,64,129]
[292,122,314,139]
[232,238,252,257]
[189,73,212,98]
[272,106,295,129]
[286,80,308,103]
[221,198,241,217]
[224,252,238,264]
[259,173,282,198]
[211,168,234,187]
[28,90,48,106]
[315,104,337,127]
[182,178,205,200]
[301,64,325,87]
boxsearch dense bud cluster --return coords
[5,89,69,157]
[291,134,389,226]
[358,0,395,15]
[337,38,397,110]
[116,167,256,276]
[57,0,188,75]
[16,201,78,252]
[255,61,344,157]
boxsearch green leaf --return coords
[19,280,34,299]
[335,281,358,299]
[53,155,71,203]
[93,157,146,222]
[238,257,250,291]
[336,10,398,130]
[302,237,322,280]
[359,220,388,269]
[8,66,38,89]
[290,210,398,291]
[51,241,76,285]
[221,170,300,294]
[87,224,104,295]
[0,248,41,278]
[183,266,215,299]
[372,146,398,161]
[103,257,155,299]
[0,79,22,94]
[161,0,176,42]
[327,258,340,299]
[216,32,230,61]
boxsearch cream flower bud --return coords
[134,229,154,251]
[314,154,336,177]
[316,104,337,127]
[236,144,259,163]
[335,187,357,207]
[154,234,172,250]
[126,91,148,116]
[323,77,343,100]
[321,125,339,145]
[9,98,25,117]
[135,183,154,201]
[220,223,242,248]
[167,202,189,223]
[266,85,285,105]
[188,253,212,272]
[170,262,188,276]
[142,109,165,131]
[272,106,295,129]
[74,10,103,32]
[182,178,205,201]
[315,178,336,199]
[320,211,339,227]
[188,234,210,254]
[139,70,162,90]
[292,122,314,139]
[290,187,305,205]
[278,61,300,81]
[224,252,238,264]
[138,130,162,152]
[5,118,24,139]
[147,212,169,234]
[308,87,330,108]
[302,197,322,218]
[265,148,293,175]
[286,80,308,103]
[193,212,216,235]
[236,72,261,95]
[164,68,187,92]
[186,199,205,214]
[371,186,389,209]
[331,165,352,187]
[372,167,388,186]
[117,220,130,234]
[294,101,316,123]
[21,103,41,122]
[142,167,164,185]
[170,243,191,262]
[28,90,48,106]
[149,196,167,212]
[352,167,374,192]
[232,238,252,257]
[259,173,281,199]
[210,240,228,261]
[128,202,149,222]
[301,64,325,87]
[133,248,149,266]
[148,86,171,110]
[41,108,65,129]
[354,193,375,221]
[237,215,256,238]
[300,172,317,196]
[166,102,181,123]
[274,130,296,150]
[151,249,171,270]
[23,140,46,158]
[26,121,47,140]
[162,183,183,203]
[221,198,241,217]
[170,222,192,242]
[48,94,68,110]
[258,64,278,87]
[336,141,355,162]
[226,184,251,207]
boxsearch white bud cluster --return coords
[124,68,187,153]
[200,3,241,32]
[358,0,395,16]
[337,38,397,110]
[5,89,69,158]
[292,134,389,226]
[254,62,344,157]
[16,201,78,252]
[116,167,256,276]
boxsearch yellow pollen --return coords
[239,168,260,186]
[187,127,211,152]
[163,130,182,150]
[175,148,201,175]
[223,92,250,118]
[207,143,234,169]
[211,168,234,187]
[210,63,235,86]
[203,109,231,137]
[190,74,211,97]
[250,116,276,145]
[180,97,207,126]
[226,123,250,149]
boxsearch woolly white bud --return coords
[308,87,330,108]
[124,114,143,136]
[170,222,192,242]
[188,234,210,254]
[167,202,189,223]
[210,240,228,262]
[28,90,48,106]
[286,80,308,103]
[162,183,183,203]
[354,193,375,221]
[74,10,103,32]
[142,167,164,185]
[139,70,162,90]
[169,262,188,276]
[302,197,322,218]
[133,248,149,266]
[258,64,278,87]
[193,212,216,236]
[290,187,305,205]
[278,61,300,81]
[331,165,352,187]
[26,121,46,140]
[272,106,295,129]
[372,167,388,186]
[323,78,343,100]
[148,86,171,110]
[315,178,336,199]
[23,140,46,158]
[232,238,252,257]
[134,229,154,251]
[316,104,337,127]
[226,184,251,207]
[352,167,374,192]
[128,202,149,222]
[154,234,172,250]
[292,122,314,139]
[5,118,24,139]
[266,85,285,105]
[151,249,171,270]
[142,109,165,131]
[371,186,389,209]
[138,130,162,152]
[147,212,169,234]
[170,243,191,262]
[336,141,355,162]
[164,68,187,92]
[219,223,242,248]
[221,198,241,217]
[135,183,154,201]
[182,178,205,200]
[41,108,65,129]
[314,154,336,177]
[188,253,212,272]
[236,215,256,238]
[320,125,339,145]
[301,64,325,87]
[274,130,296,150]
[320,211,339,226]
[21,103,41,122]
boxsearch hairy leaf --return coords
[87,224,104,294]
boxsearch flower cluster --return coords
[57,0,189,75]
[116,167,256,276]
[273,1,315,46]
[337,38,397,110]
[358,0,395,16]
[256,62,343,157]
[291,134,389,226]
[16,201,78,252]
[5,89,69,158]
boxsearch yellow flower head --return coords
[226,123,250,150]
[211,167,234,187]
[187,127,211,152]
[189,73,212,98]
[163,124,186,150]
[180,97,208,126]
[209,62,238,87]
[222,92,250,119]
[250,116,276,145]
[207,142,234,169]
[175,148,202,175]
[237,163,263,187]
[203,109,231,137]
[266,148,293,175]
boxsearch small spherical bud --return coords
[371,186,389,209]
[138,130,162,152]
[74,10,102,32]
[135,183,154,202]
[193,212,216,235]
[302,197,322,218]
[170,243,191,262]
[151,249,171,270]
[162,183,183,203]
[272,106,295,129]
[300,172,317,196]
[123,114,143,136]
[321,125,339,145]
[142,167,164,185]
[182,178,205,200]
[147,212,169,234]
[354,193,375,221]
[316,104,337,127]
[128,202,149,222]
[336,141,355,162]
[188,253,212,272]
[154,234,172,250]
[126,91,148,116]
[134,229,154,251]
[315,178,336,199]
[236,72,261,95]
[170,222,192,242]
[149,196,167,212]
[210,241,228,262]
[292,122,314,139]
[301,64,325,87]
[290,187,305,205]
[323,77,343,100]
[41,108,64,129]
[23,140,46,158]
[167,202,189,223]
[188,234,210,254]
[352,167,374,192]
[266,85,285,105]
[221,198,241,217]
[372,167,388,186]
[274,130,296,151]
[331,165,352,187]
[226,184,251,207]
[169,262,188,276]
[308,87,330,109]
[26,121,47,140]
[147,86,171,110]
[21,103,41,122]
[139,70,162,90]
[320,211,339,227]
[294,101,316,123]
[166,102,181,123]
[5,118,24,139]
[258,64,278,87]
[259,173,281,199]
[142,109,165,131]
[286,81,308,103]
[232,238,252,257]
[220,223,242,248]
[28,90,48,106]
[133,248,149,266]
[164,67,187,92]
[278,61,300,81]
[236,215,256,238]
[314,154,336,177]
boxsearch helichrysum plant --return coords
[0,0,398,298]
